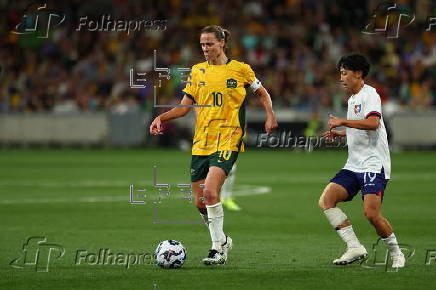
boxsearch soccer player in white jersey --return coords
[319,54,405,268]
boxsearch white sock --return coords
[337,225,362,248]
[382,233,402,255]
[200,213,209,228]
[206,202,226,252]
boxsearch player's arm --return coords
[254,86,278,134]
[328,115,380,130]
[149,95,194,135]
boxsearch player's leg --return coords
[221,164,241,211]
[362,181,405,268]
[320,183,362,247]
[201,151,238,265]
[362,194,392,237]
[190,155,210,226]
[192,179,208,226]
[201,166,229,265]
[203,166,226,241]
[319,170,367,265]
[192,172,231,265]
[203,166,227,206]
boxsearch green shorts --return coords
[190,151,239,182]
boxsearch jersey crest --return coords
[354,104,361,114]
[226,78,237,88]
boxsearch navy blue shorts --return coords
[330,168,388,202]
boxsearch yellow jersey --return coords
[182,59,257,156]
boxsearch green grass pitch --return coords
[1,149,435,289]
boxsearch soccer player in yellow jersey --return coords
[150,25,277,265]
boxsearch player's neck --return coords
[350,81,365,95]
[208,54,228,65]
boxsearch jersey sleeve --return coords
[363,90,382,119]
[243,64,262,92]
[182,65,197,103]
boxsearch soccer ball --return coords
[154,240,186,269]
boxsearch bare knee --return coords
[318,193,337,210]
[203,187,219,204]
[318,183,348,210]
[318,195,328,210]
[318,196,335,210]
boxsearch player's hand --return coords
[265,116,278,135]
[328,115,343,129]
[149,117,163,135]
[323,130,342,141]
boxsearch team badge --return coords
[226,78,237,88]
[354,104,361,114]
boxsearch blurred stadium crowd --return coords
[0,0,435,114]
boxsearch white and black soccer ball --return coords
[154,240,186,269]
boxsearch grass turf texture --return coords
[0,149,435,290]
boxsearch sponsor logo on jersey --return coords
[226,78,237,88]
[354,104,362,114]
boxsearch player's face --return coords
[200,33,224,62]
[339,67,362,93]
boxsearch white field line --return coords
[0,185,271,204]
[1,171,433,204]
[0,172,433,188]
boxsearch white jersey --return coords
[344,84,391,179]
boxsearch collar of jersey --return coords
[351,83,366,98]
[207,58,232,66]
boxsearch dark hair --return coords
[201,25,230,47]
[337,54,370,78]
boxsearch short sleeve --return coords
[243,63,262,92]
[243,64,256,86]
[182,66,197,103]
[363,90,382,119]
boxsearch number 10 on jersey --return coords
[212,92,223,107]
